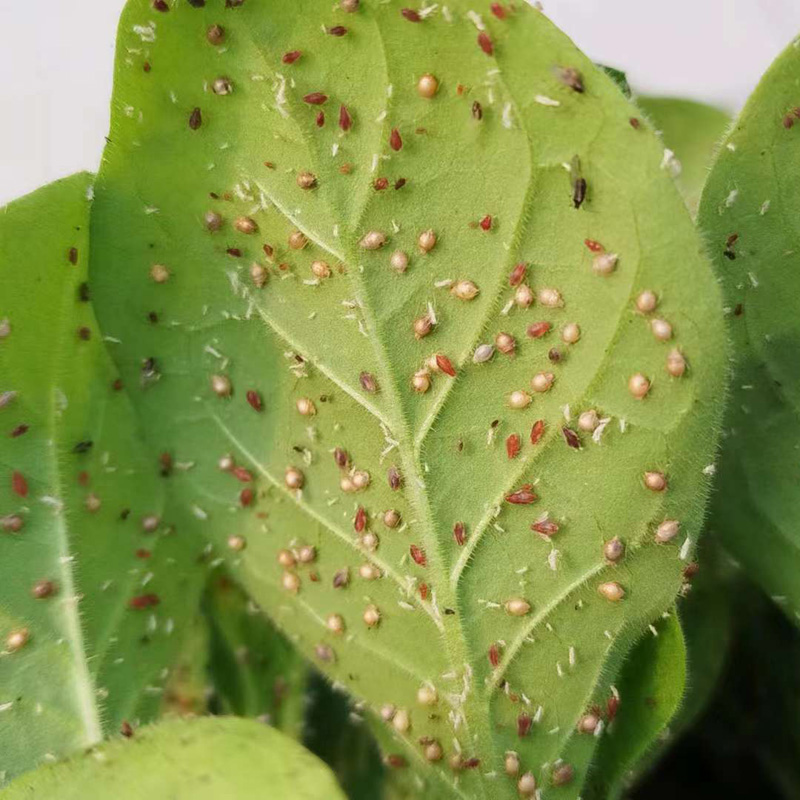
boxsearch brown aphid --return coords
[288,230,308,250]
[401,8,421,21]
[436,354,456,377]
[506,434,521,460]
[389,128,403,151]
[360,372,379,393]
[667,349,687,377]
[327,25,348,36]
[211,374,232,397]
[517,713,533,737]
[387,466,403,490]
[282,50,302,65]
[31,579,57,599]
[310,260,331,279]
[556,65,584,92]
[598,581,625,602]
[189,107,203,130]
[207,25,225,45]
[120,720,134,738]
[505,485,537,505]
[477,31,493,55]
[628,373,651,399]
[360,230,387,250]
[303,92,328,105]
[6,628,30,653]
[562,427,581,449]
[552,763,575,787]
[472,101,483,120]
[417,229,437,253]
[333,448,349,469]
[332,568,350,588]
[603,537,625,564]
[531,519,559,538]
[383,509,401,528]
[453,521,466,546]
[285,467,305,490]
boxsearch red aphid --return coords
[240,488,254,507]
[232,466,253,483]
[531,519,559,537]
[490,2,507,18]
[488,642,501,667]
[419,582,429,600]
[316,111,325,127]
[527,321,552,339]
[436,354,456,376]
[136,549,152,559]
[517,713,533,737]
[505,484,538,505]
[607,695,620,722]
[390,128,403,151]
[282,50,302,64]
[479,215,492,231]
[509,262,527,286]
[327,25,348,36]
[339,105,352,131]
[246,389,263,411]
[562,427,581,449]
[453,521,466,546]
[410,544,427,566]
[354,505,367,533]
[584,238,604,253]
[129,593,160,610]
[11,471,28,498]
[530,420,545,444]
[477,31,493,56]
[506,434,521,460]
[303,92,328,105]
[401,8,421,21]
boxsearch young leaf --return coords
[1,716,347,799]
[90,1,727,796]
[0,175,207,784]
[698,35,800,624]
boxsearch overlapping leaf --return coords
[89,2,727,797]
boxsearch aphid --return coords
[189,107,202,130]
[327,25,348,36]
[332,568,350,588]
[472,100,483,120]
[506,597,531,616]
[506,434,521,459]
[32,579,56,599]
[530,419,545,444]
[120,720,135,738]
[490,2,507,18]
[401,8,421,22]
[515,284,535,308]
[234,216,258,235]
[389,128,403,151]
[152,0,169,8]
[509,263,527,286]
[452,280,479,300]
[315,643,335,662]
[297,544,316,564]
[419,583,429,600]
[334,448,349,469]
[418,229,437,253]
[584,238,604,253]
[561,322,581,344]
[508,390,531,410]
[303,92,328,105]
[562,427,581,449]
[598,581,625,602]
[424,741,444,762]
[488,642,502,667]
[363,604,381,627]
[453,521,466,546]
[338,104,353,132]
[417,73,438,98]
[209,374,231,398]
[278,549,297,569]
[557,65,585,92]
[417,685,438,706]
[358,563,381,580]
[352,470,370,490]
[592,252,618,276]
[288,230,308,250]
[327,614,345,635]
[129,593,160,609]
[667,349,687,377]
[628,373,651,399]
[282,571,301,593]
[531,519,559,538]
[227,534,247,552]
[496,332,516,355]
[578,409,599,432]
[479,215,493,231]
[577,712,600,733]
[141,514,160,533]
[383,509,401,528]
[250,263,268,288]
[6,628,30,652]
[340,0,359,11]
[477,31,493,55]
[604,537,625,563]
[360,372,379,393]
[504,752,521,777]
[644,471,667,492]
[651,318,673,341]
[570,155,587,208]
[517,713,533,737]
[531,372,555,393]
[389,250,409,273]
[282,50,302,64]
[297,171,317,190]
[388,466,403,490]
[354,506,367,533]
[149,263,170,283]
[552,763,575,787]
[436,354,456,376]
[413,314,434,339]
[239,488,254,507]
[85,493,101,513]
[218,454,235,472]
[538,288,562,307]
[204,210,223,231]
[473,344,494,363]
[374,177,389,191]
[285,467,305,490]
[410,544,427,566]
[655,519,680,543]
[296,397,316,416]
[527,321,551,339]
[360,230,387,250]
[212,76,233,95]
[635,290,658,313]
[1,514,24,533]
[517,772,537,797]
[207,25,225,45]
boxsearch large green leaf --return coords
[0,716,347,799]
[0,175,208,784]
[698,35,800,624]
[90,2,727,797]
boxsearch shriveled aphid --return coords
[655,519,680,543]
[358,563,381,581]
[636,290,658,313]
[303,92,328,105]
[531,372,555,393]
[508,390,531,409]
[390,250,409,273]
[288,230,308,250]
[604,537,625,563]
[410,544,427,566]
[363,604,381,627]
[452,280,479,300]
[401,8,421,22]
[234,216,258,235]
[360,230,387,250]
[552,763,575,787]
[530,419,545,444]
[310,260,331,280]
[383,509,401,528]
[297,171,317,190]
[506,434,521,460]
[644,471,667,492]
[353,506,368,534]
[477,31,493,55]
[577,712,600,734]
[538,288,562,307]
[435,354,456,377]
[598,581,625,601]
[338,104,353,132]
[285,467,305,490]
[418,229,437,253]
[518,772,537,797]
[315,643,335,662]
[212,76,233,95]
[514,284,535,308]
[207,25,225,45]
[527,321,551,339]
[417,73,439,98]
[561,322,581,344]
[141,514,160,533]
[667,348,687,377]
[282,571,301,594]
[628,373,651,399]
[387,466,403,491]
[578,409,599,432]
[562,427,581,449]
[326,614,345,635]
[592,252,618,276]
[417,684,438,706]
[204,210,223,231]
[413,313,434,339]
[651,318,673,341]
[411,370,431,393]
[531,519,559,538]
[332,567,350,588]
[227,534,247,552]
[557,65,585,92]
[453,521,466,546]
[298,544,316,563]
[509,263,527,286]
[496,332,516,354]
[6,628,30,653]
[189,107,203,130]
[327,25,348,36]
[506,597,531,616]
[149,263,170,284]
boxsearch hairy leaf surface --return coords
[90,2,727,796]
[1,716,346,799]
[698,34,800,624]
[0,175,207,784]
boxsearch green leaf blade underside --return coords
[0,176,207,784]
[698,34,800,624]
[91,2,727,797]
[1,716,347,800]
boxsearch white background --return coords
[1,0,799,205]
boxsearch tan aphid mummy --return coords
[418,229,437,253]
[297,545,317,563]
[452,280,479,301]
[326,613,345,635]
[577,712,600,734]
[561,322,581,344]
[514,284,535,308]
[636,289,658,313]
[288,230,308,250]
[417,73,439,98]
[5,628,29,653]
[363,604,381,627]
[234,216,258,235]
[212,76,233,95]
[416,684,438,706]
[667,348,687,377]
[85,493,101,513]
[297,170,317,190]
[505,597,531,616]
[285,467,305,490]
[277,549,296,568]
[360,531,379,551]
[592,252,618,276]
[380,704,396,722]
[218,453,235,471]
[651,318,673,341]
[496,332,516,355]
[341,0,359,11]
[412,370,431,393]
[311,260,331,279]
[538,288,562,307]
[250,263,268,288]
[150,263,170,284]
[282,571,301,594]
[141,514,160,533]
[531,372,555,393]
[473,344,494,363]
[392,708,411,733]
[508,390,532,410]
[211,374,232,397]
[204,210,223,231]
[655,519,680,543]
[552,764,575,787]
[504,752,520,776]
[603,537,625,564]
[644,471,667,492]
[413,314,434,339]
[296,397,317,416]
[227,534,247,552]
[424,741,444,762]
[358,563,382,580]
[390,250,409,273]
[360,230,387,250]
[517,772,537,797]
[352,470,370,490]
[598,581,625,602]
[628,373,650,399]
[383,509,401,528]
[578,409,599,432]
[340,475,356,493]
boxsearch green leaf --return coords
[90,2,727,797]
[597,65,632,99]
[637,97,731,214]
[1,716,347,799]
[698,34,800,625]
[0,175,207,784]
